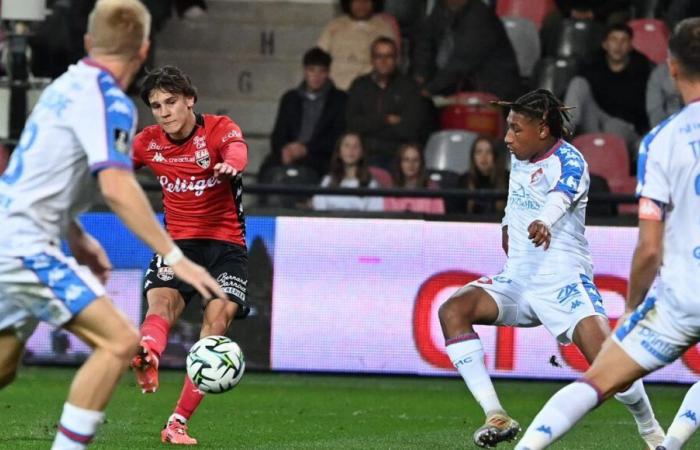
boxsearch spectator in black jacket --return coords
[411,0,521,100]
[346,37,432,169]
[259,47,347,179]
[564,22,652,161]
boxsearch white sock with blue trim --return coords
[515,381,599,450]
[661,381,700,450]
[614,379,658,433]
[445,333,503,415]
[52,402,104,450]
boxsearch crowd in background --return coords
[1,0,697,216]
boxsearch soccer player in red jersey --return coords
[130,66,249,445]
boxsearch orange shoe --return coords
[131,343,159,393]
[161,419,198,445]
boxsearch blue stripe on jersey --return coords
[552,142,585,199]
[615,296,656,342]
[93,72,135,174]
[580,274,606,315]
[21,253,100,318]
[637,113,677,196]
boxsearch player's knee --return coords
[439,293,478,327]
[107,326,140,362]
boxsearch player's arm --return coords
[529,191,571,250]
[213,121,248,178]
[97,167,225,300]
[67,220,112,284]
[626,198,666,312]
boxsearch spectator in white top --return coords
[646,63,683,127]
[312,132,384,211]
[317,0,399,90]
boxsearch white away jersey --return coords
[636,101,700,311]
[0,59,136,256]
[503,139,593,278]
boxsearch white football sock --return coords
[662,381,700,450]
[614,379,657,432]
[169,413,188,424]
[445,333,503,415]
[52,402,105,450]
[515,381,600,450]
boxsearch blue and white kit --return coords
[614,102,700,371]
[0,59,137,340]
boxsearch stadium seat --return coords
[439,91,504,139]
[427,169,462,214]
[258,165,320,208]
[502,16,541,77]
[629,19,669,64]
[572,133,637,213]
[368,166,394,187]
[424,130,478,174]
[531,57,578,98]
[495,0,556,29]
[0,144,9,175]
[552,19,602,63]
[377,13,402,51]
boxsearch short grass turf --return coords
[1,367,697,449]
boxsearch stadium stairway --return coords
[140,0,337,181]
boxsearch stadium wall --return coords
[24,213,700,384]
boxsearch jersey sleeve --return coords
[549,148,588,203]
[637,135,671,204]
[132,130,148,170]
[216,118,248,171]
[73,79,137,174]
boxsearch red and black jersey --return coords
[133,114,247,246]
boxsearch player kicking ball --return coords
[437,88,665,448]
[129,66,250,445]
[515,19,700,450]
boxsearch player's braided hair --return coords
[494,89,574,139]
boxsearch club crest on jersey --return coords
[530,167,544,184]
[157,266,174,281]
[195,149,210,169]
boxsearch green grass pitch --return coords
[1,367,697,449]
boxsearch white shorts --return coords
[455,271,606,344]
[613,282,699,372]
[0,246,105,342]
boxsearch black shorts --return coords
[143,239,249,319]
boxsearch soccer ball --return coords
[186,335,245,394]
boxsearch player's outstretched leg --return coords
[132,288,184,393]
[658,381,700,450]
[54,298,140,450]
[572,315,664,449]
[515,338,648,450]
[162,299,238,445]
[438,286,519,448]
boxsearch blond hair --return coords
[87,0,151,60]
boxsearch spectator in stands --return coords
[317,0,399,91]
[312,132,384,211]
[667,0,700,30]
[346,36,432,170]
[385,143,445,214]
[411,0,521,100]
[647,63,683,127]
[564,22,652,155]
[460,136,507,214]
[259,47,347,179]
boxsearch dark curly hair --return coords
[140,65,198,106]
[494,88,573,139]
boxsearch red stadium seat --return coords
[629,19,669,64]
[496,0,557,29]
[377,12,402,51]
[439,92,504,139]
[369,166,394,187]
[572,133,637,214]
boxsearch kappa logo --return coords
[530,167,544,184]
[222,129,242,143]
[152,152,166,163]
[681,409,698,425]
[193,135,207,150]
[570,299,584,311]
[195,149,210,169]
[536,425,553,439]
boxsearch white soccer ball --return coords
[186,335,245,394]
